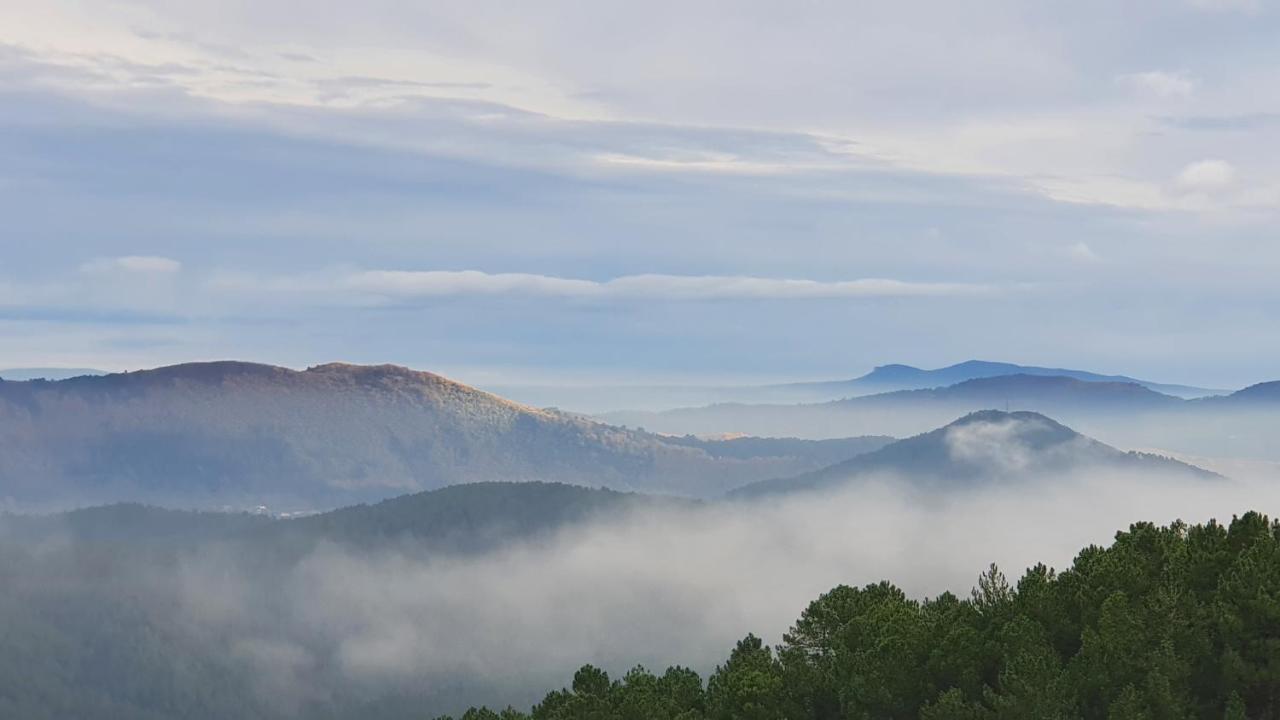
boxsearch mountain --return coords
[0,361,889,510]
[492,360,1223,414]
[656,434,893,465]
[0,367,105,381]
[1200,380,1280,405]
[603,374,1184,439]
[733,410,1217,498]
[604,373,1280,461]
[810,360,1224,398]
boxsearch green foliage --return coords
[5,509,1279,719]
[447,513,1280,720]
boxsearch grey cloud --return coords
[1160,112,1280,131]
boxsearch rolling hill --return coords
[0,361,890,510]
[603,373,1280,459]
[492,359,1224,413]
[808,359,1224,398]
[602,374,1184,438]
[733,410,1217,497]
[0,481,666,720]
[3,481,669,557]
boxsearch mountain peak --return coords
[946,408,1060,426]
[733,409,1213,498]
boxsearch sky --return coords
[1,0,1278,388]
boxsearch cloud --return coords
[1186,0,1259,12]
[344,270,998,301]
[1065,242,1101,263]
[80,256,183,275]
[344,270,601,298]
[1115,71,1195,99]
[1160,113,1280,132]
[1175,159,1236,190]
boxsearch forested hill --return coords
[3,488,1276,717]
[0,482,686,719]
[0,361,888,509]
[733,410,1217,498]
[599,374,1187,439]
[3,482,678,555]
[442,512,1280,720]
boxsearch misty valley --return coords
[10,4,1280,715]
[2,361,1279,718]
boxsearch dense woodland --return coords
[439,513,1280,720]
[3,486,1279,718]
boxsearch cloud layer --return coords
[0,2,1279,385]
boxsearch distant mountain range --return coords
[491,359,1226,413]
[602,374,1280,459]
[0,361,891,510]
[0,367,105,381]
[789,360,1225,399]
[733,410,1216,498]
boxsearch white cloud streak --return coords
[1176,159,1236,190]
[1116,71,1195,99]
[345,270,996,301]
[79,255,183,275]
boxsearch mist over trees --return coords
[2,365,1278,718]
[441,514,1280,720]
[4,480,1280,718]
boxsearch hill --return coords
[811,359,1223,398]
[733,410,1217,497]
[490,360,1223,413]
[0,361,886,509]
[603,374,1184,439]
[0,481,669,720]
[1200,380,1280,405]
[3,481,666,557]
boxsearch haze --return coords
[2,3,1279,719]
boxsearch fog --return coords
[604,404,1280,462]
[161,466,1278,715]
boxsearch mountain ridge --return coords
[0,361,890,510]
[732,410,1218,498]
[821,359,1224,398]
[490,359,1227,413]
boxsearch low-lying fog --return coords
[164,467,1277,714]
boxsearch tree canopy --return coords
[438,513,1280,720]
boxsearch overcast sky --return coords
[1,1,1277,387]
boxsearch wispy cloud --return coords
[1115,71,1195,99]
[1186,0,1260,13]
[79,256,182,275]
[1175,159,1236,191]
[344,270,998,301]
